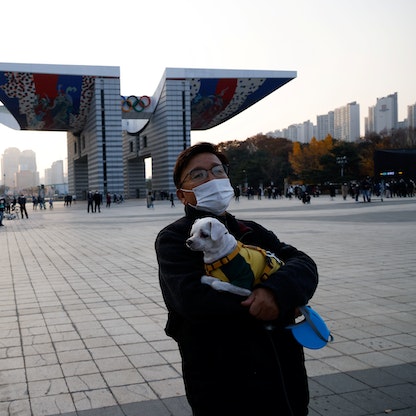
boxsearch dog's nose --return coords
[186,239,192,247]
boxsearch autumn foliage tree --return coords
[215,128,414,189]
[289,135,334,182]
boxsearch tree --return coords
[219,135,293,189]
[288,135,334,183]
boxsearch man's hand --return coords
[241,287,279,321]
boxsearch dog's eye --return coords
[200,231,209,239]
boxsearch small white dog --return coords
[186,217,284,296]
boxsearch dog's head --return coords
[186,217,228,253]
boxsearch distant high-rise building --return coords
[46,160,67,194]
[367,92,398,134]
[15,170,38,191]
[365,106,375,134]
[334,102,360,141]
[1,147,39,191]
[1,147,20,188]
[317,111,335,140]
[407,102,416,129]
[16,149,38,190]
[273,93,411,144]
[301,120,314,143]
[19,149,37,172]
[287,124,302,141]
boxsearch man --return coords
[155,142,319,416]
[18,194,29,219]
[0,196,5,226]
[87,191,94,213]
[93,191,101,213]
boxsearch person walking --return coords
[155,142,318,416]
[106,192,112,208]
[93,191,101,213]
[146,191,154,208]
[0,196,5,226]
[18,194,29,219]
[87,191,94,213]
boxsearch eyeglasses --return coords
[179,164,229,188]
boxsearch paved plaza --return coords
[0,195,415,416]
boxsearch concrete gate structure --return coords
[0,63,296,199]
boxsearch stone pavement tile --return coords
[66,374,107,392]
[355,350,405,368]
[102,369,144,387]
[28,378,68,398]
[0,399,31,415]
[72,388,117,412]
[148,378,187,399]
[26,363,63,382]
[119,341,156,356]
[0,381,28,402]
[330,339,373,355]
[385,347,416,363]
[312,372,368,394]
[308,377,334,397]
[0,356,24,372]
[341,387,408,414]
[61,361,100,377]
[346,366,411,387]
[110,383,157,405]
[121,399,178,416]
[57,349,92,364]
[380,383,416,407]
[384,363,416,383]
[94,356,133,373]
[159,396,192,416]
[304,358,339,377]
[322,355,370,373]
[138,364,181,383]
[25,352,59,367]
[89,345,125,360]
[129,352,168,369]
[308,393,368,416]
[31,394,75,416]
[112,333,146,344]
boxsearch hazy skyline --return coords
[1,0,415,174]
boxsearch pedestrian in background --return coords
[87,191,94,213]
[18,194,29,219]
[0,196,5,226]
[93,191,101,213]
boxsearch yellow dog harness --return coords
[204,241,284,290]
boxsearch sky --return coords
[1,0,415,176]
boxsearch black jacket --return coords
[155,205,318,416]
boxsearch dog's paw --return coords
[201,275,252,297]
[201,275,217,286]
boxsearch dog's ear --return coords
[210,219,226,241]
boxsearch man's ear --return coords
[176,189,186,204]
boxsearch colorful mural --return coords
[0,67,294,133]
[0,71,96,132]
[189,77,293,130]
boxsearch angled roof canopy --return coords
[164,68,296,130]
[0,63,119,133]
[0,63,296,134]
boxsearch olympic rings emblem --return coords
[121,95,151,113]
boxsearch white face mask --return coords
[181,178,235,215]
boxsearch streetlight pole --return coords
[336,156,347,178]
[243,170,248,191]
